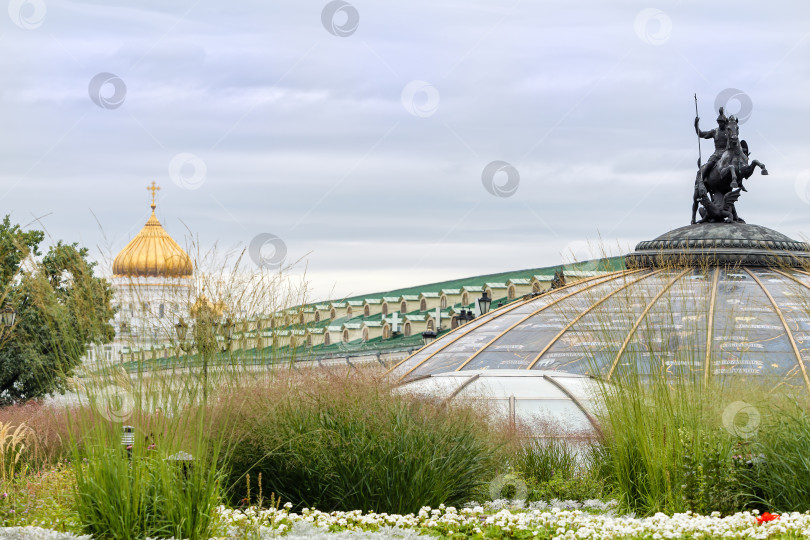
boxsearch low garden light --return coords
[122,425,135,458]
[421,330,437,345]
[478,291,492,315]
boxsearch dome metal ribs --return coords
[525,269,663,370]
[704,268,721,384]
[394,271,625,381]
[606,268,692,381]
[451,269,639,374]
[745,268,810,391]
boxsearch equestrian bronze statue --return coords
[691,101,768,224]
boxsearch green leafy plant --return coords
[0,462,80,530]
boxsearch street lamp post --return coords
[478,291,492,315]
[175,315,235,404]
[421,330,437,346]
[1,306,16,341]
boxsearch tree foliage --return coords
[0,216,115,404]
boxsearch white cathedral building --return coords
[85,183,195,364]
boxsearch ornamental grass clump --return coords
[741,397,810,512]
[508,435,604,502]
[73,400,222,540]
[590,349,774,516]
[578,263,762,516]
[0,420,33,483]
[220,368,499,514]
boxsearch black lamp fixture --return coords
[421,330,437,345]
[223,318,234,340]
[175,317,189,342]
[478,291,492,315]
[1,306,17,329]
[458,308,475,324]
[220,317,235,351]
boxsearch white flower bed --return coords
[217,502,810,539]
[2,503,807,539]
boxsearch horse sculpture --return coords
[691,116,768,224]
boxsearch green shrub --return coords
[679,429,746,515]
[0,462,80,530]
[222,371,499,514]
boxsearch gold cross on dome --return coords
[147,181,160,209]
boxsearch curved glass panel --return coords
[459,376,568,400]
[392,267,810,390]
[403,273,626,380]
[399,375,471,398]
[388,298,524,379]
[459,272,643,372]
[532,270,683,376]
[514,400,591,433]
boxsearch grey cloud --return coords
[2,0,810,299]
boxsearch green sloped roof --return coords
[252,257,626,336]
[335,256,624,303]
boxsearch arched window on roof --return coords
[461,292,469,305]
[364,305,370,317]
[362,327,369,342]
[403,322,412,337]
[342,329,349,343]
[508,285,516,299]
[400,301,407,313]
[420,299,427,311]
[382,303,388,315]
[440,296,447,309]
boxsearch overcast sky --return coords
[2,0,810,301]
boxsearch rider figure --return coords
[695,107,728,187]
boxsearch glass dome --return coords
[401,370,601,436]
[391,264,810,391]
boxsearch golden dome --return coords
[190,294,227,318]
[113,185,193,279]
